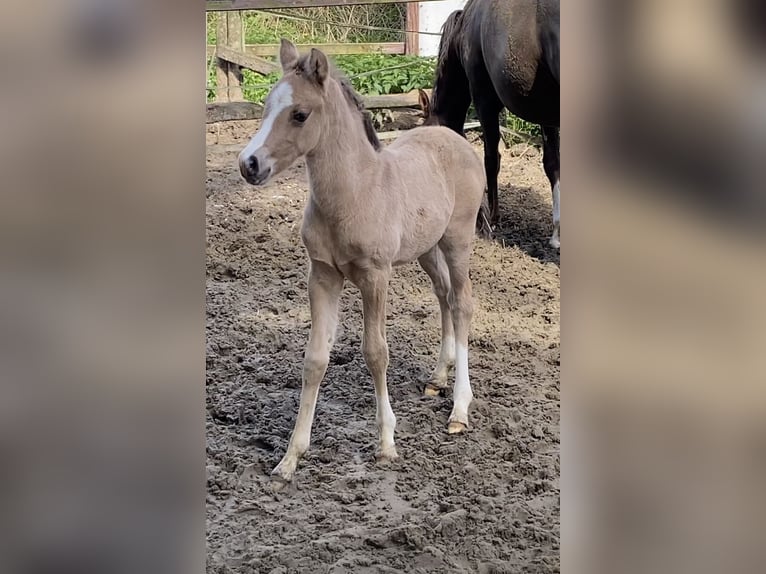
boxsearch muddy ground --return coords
[206,120,560,574]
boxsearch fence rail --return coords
[206,42,405,59]
[206,88,431,123]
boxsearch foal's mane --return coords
[295,54,382,152]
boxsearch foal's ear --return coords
[418,88,431,118]
[279,38,299,72]
[307,48,329,85]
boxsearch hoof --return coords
[269,473,291,492]
[447,421,467,434]
[270,461,295,486]
[424,383,444,397]
[549,236,560,249]
[375,446,399,462]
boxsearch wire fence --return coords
[252,9,442,37]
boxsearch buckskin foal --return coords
[238,40,485,483]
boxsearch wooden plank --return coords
[363,89,431,110]
[216,46,280,75]
[207,0,442,11]
[207,90,432,124]
[207,42,404,58]
[405,2,419,55]
[207,101,264,123]
[226,11,244,101]
[215,14,229,102]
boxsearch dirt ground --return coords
[206,120,560,574]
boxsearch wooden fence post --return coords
[226,11,244,101]
[215,13,229,102]
[405,2,419,55]
[215,11,245,102]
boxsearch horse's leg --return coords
[438,237,474,434]
[271,259,344,483]
[474,92,504,236]
[542,126,561,248]
[418,246,455,396]
[353,265,397,460]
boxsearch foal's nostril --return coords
[239,155,259,180]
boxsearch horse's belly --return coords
[392,209,451,265]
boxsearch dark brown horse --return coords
[420,0,560,247]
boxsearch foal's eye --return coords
[292,110,309,124]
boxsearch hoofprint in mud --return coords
[207,118,559,571]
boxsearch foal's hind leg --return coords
[272,260,344,483]
[351,265,398,461]
[542,126,561,248]
[418,247,455,395]
[439,237,475,434]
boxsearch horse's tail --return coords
[438,10,464,63]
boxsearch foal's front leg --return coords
[271,260,344,483]
[352,265,398,460]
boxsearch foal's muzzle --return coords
[238,152,273,186]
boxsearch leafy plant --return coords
[505,113,542,139]
[335,54,435,96]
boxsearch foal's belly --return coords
[392,210,451,265]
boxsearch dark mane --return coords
[437,9,464,65]
[296,55,382,152]
[430,9,471,134]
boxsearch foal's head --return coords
[239,39,379,186]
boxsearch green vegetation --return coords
[335,54,435,95]
[504,112,542,139]
[207,8,541,139]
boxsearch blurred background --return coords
[0,0,764,572]
[0,1,202,573]
[565,0,766,573]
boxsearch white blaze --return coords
[239,81,293,163]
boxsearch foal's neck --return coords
[305,81,378,214]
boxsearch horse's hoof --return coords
[375,446,399,462]
[424,383,444,397]
[447,421,467,434]
[549,237,560,249]
[270,462,294,488]
[269,473,291,492]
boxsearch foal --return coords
[238,40,485,483]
